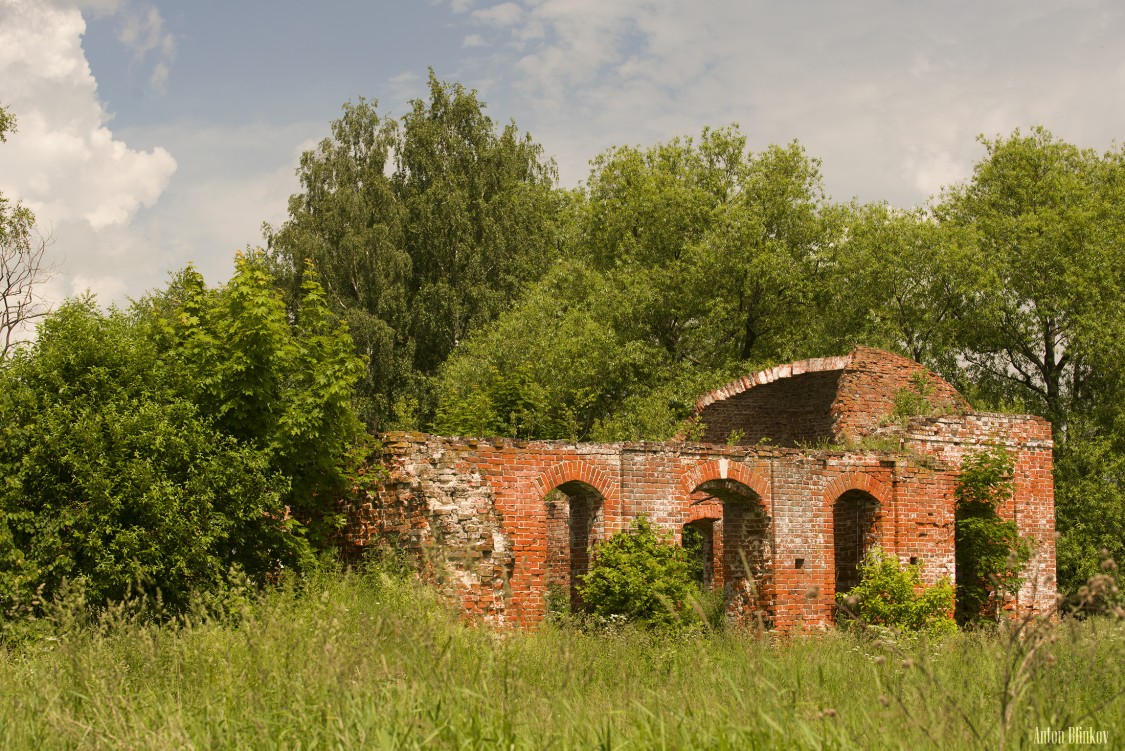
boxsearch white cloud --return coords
[71,273,127,300]
[0,1,176,229]
[472,2,523,26]
[462,0,1125,206]
[463,33,487,48]
[116,1,176,93]
[0,0,178,307]
[117,3,172,58]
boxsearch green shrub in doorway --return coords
[579,518,705,630]
[836,546,956,634]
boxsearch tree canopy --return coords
[265,71,561,428]
[434,126,843,442]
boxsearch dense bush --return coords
[578,518,705,630]
[836,547,956,634]
[0,252,363,616]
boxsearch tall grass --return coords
[1,567,1122,750]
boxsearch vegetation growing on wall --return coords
[954,446,1032,626]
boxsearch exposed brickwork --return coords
[693,347,968,446]
[341,348,1056,631]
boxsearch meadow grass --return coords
[1,567,1123,750]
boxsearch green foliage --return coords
[0,253,364,615]
[1,568,1122,749]
[435,126,838,442]
[681,525,707,586]
[266,70,561,427]
[892,372,936,420]
[954,446,1032,625]
[826,202,976,370]
[0,299,308,613]
[149,252,366,539]
[1054,426,1125,594]
[432,259,692,441]
[0,102,14,142]
[936,127,1125,431]
[576,128,838,369]
[579,518,704,630]
[836,547,956,634]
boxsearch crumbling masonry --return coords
[341,347,1056,631]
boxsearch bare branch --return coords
[1,205,55,362]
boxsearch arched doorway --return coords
[544,480,605,612]
[832,489,881,598]
[689,478,772,626]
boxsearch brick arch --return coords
[823,471,891,507]
[686,500,724,525]
[534,460,619,506]
[678,459,770,506]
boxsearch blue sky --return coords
[1,0,1123,310]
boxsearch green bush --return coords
[0,253,363,617]
[578,518,705,630]
[836,547,956,634]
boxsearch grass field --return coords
[1,567,1122,750]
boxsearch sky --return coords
[1,0,1123,311]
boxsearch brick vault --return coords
[341,347,1056,631]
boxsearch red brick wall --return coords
[901,413,1056,617]
[340,351,1055,632]
[833,347,967,440]
[698,369,843,446]
[692,347,969,446]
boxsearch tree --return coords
[395,73,560,376]
[936,127,1125,431]
[433,127,842,442]
[147,251,366,539]
[266,71,561,427]
[825,202,975,372]
[933,128,1125,598]
[683,139,841,366]
[0,299,308,613]
[0,103,53,362]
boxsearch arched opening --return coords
[690,479,772,626]
[544,480,605,612]
[832,489,880,598]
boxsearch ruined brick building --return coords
[342,347,1056,631]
